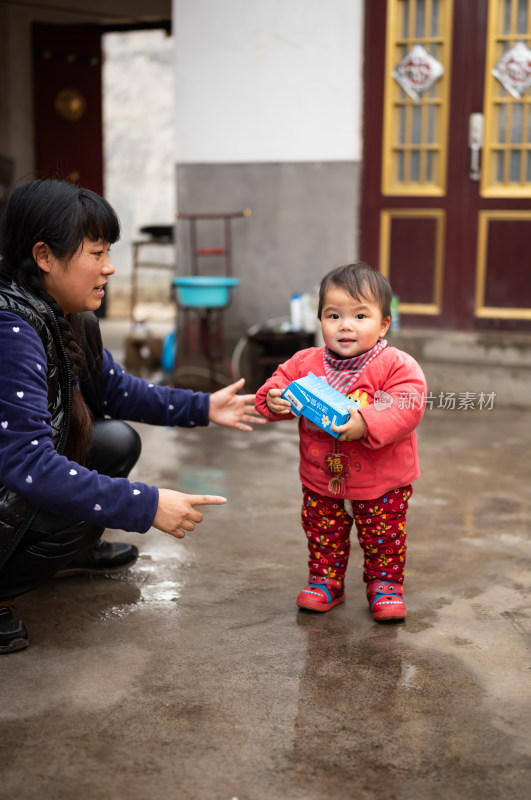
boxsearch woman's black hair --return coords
[0,179,121,464]
[318,262,393,319]
[0,178,120,275]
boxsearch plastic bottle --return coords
[390,295,400,333]
[300,292,317,333]
[290,293,302,331]
[132,319,149,342]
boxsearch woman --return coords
[0,178,264,654]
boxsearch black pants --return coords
[0,420,142,600]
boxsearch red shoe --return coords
[296,582,345,612]
[367,580,406,622]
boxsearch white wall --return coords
[103,30,176,312]
[173,0,363,163]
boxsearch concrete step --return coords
[389,329,531,408]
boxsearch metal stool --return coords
[171,210,251,388]
[130,224,175,320]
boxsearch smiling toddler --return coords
[255,262,427,622]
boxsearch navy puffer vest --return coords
[0,277,103,565]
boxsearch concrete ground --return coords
[1,320,530,800]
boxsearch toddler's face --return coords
[320,285,390,359]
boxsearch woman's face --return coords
[39,237,115,316]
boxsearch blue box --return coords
[281,373,352,438]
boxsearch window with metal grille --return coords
[382,0,453,196]
[483,0,531,196]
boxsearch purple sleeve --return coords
[100,349,210,427]
[0,314,159,533]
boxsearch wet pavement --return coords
[1,355,530,798]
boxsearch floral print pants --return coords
[301,484,412,587]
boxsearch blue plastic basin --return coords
[172,276,240,308]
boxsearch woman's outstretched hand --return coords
[153,488,227,539]
[209,377,267,431]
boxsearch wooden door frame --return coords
[359,0,492,331]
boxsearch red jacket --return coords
[255,346,427,500]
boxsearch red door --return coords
[360,0,531,331]
[32,23,104,195]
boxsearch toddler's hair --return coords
[318,262,392,319]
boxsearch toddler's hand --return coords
[331,407,367,441]
[266,387,292,415]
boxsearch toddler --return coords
[255,263,427,621]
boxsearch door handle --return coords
[468,113,484,181]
